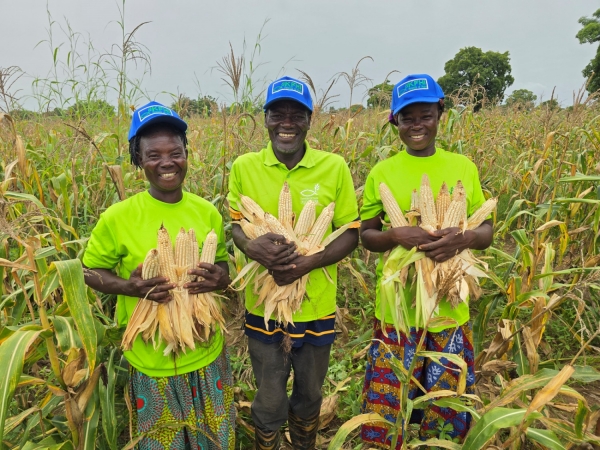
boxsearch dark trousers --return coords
[248,337,332,432]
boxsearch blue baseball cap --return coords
[390,74,444,116]
[263,76,313,112]
[128,101,187,141]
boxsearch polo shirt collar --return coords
[263,141,316,169]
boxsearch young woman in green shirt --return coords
[83,102,235,449]
[359,75,493,448]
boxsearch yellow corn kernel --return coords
[436,182,451,229]
[379,182,408,228]
[141,249,159,280]
[294,200,316,238]
[441,189,466,229]
[467,197,497,230]
[305,202,335,250]
[157,225,177,282]
[200,230,218,264]
[240,195,266,223]
[419,174,438,231]
[278,182,294,229]
[264,213,296,242]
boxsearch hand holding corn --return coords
[185,262,230,294]
[126,263,175,303]
[122,226,227,356]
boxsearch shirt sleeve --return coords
[467,162,486,216]
[82,213,121,270]
[359,170,383,221]
[213,210,229,263]
[227,160,242,212]
[332,161,359,228]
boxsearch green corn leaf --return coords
[52,259,97,372]
[0,329,41,442]
[462,407,542,450]
[326,413,392,450]
[526,428,566,450]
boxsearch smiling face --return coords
[138,126,188,203]
[396,102,441,157]
[265,100,311,156]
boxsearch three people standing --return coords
[82,74,491,449]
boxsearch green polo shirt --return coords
[83,191,228,377]
[228,141,358,322]
[361,148,486,332]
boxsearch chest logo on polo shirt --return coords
[300,183,320,204]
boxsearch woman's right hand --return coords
[126,264,175,304]
[388,226,440,251]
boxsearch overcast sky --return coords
[1,0,598,110]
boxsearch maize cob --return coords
[441,188,466,229]
[436,182,451,228]
[200,230,218,264]
[406,189,421,226]
[240,194,266,222]
[187,228,199,281]
[304,202,335,251]
[294,200,316,237]
[239,219,260,240]
[174,228,191,281]
[141,249,159,279]
[379,182,408,228]
[264,213,296,242]
[466,198,497,230]
[157,225,177,282]
[419,174,438,232]
[278,182,294,230]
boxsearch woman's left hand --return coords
[418,227,474,262]
[184,262,230,294]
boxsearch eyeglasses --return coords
[266,111,310,125]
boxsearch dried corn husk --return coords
[122,226,226,356]
[231,185,358,328]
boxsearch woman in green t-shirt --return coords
[83,102,235,449]
[359,75,493,448]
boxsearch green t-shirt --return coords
[227,141,359,322]
[360,148,486,332]
[82,191,228,377]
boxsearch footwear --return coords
[255,426,281,450]
[288,409,320,450]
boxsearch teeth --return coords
[160,173,176,179]
[412,135,425,139]
[279,133,295,138]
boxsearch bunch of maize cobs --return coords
[380,174,497,329]
[233,182,355,328]
[122,225,225,356]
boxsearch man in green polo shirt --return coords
[228,76,359,449]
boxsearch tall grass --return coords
[1,8,600,449]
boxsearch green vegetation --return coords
[1,6,600,450]
[577,8,600,94]
[505,89,537,110]
[438,47,514,110]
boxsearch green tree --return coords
[171,95,218,117]
[66,99,115,118]
[505,89,537,110]
[367,80,394,108]
[437,47,514,110]
[576,8,600,93]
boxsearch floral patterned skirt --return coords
[129,349,236,450]
[360,321,475,449]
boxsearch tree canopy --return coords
[171,95,218,117]
[367,80,394,109]
[437,47,514,110]
[576,8,600,94]
[505,89,537,110]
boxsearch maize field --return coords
[2,78,600,449]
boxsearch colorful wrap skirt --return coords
[360,321,475,449]
[128,349,236,450]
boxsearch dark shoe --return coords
[255,426,281,450]
[288,409,320,450]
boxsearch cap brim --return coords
[134,115,188,138]
[392,96,441,116]
[263,97,313,112]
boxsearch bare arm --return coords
[83,264,175,304]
